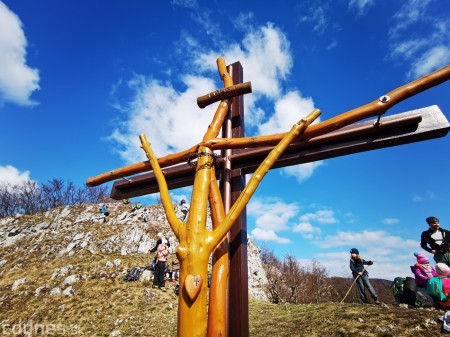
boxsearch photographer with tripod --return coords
[420,216,450,265]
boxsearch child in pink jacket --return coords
[410,252,436,287]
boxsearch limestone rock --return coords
[50,288,62,296]
[62,286,74,296]
[12,277,27,291]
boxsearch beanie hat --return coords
[436,263,450,276]
[414,252,429,264]
[350,248,359,254]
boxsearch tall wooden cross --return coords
[87,60,450,337]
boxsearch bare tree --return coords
[261,248,336,305]
[261,247,284,304]
[281,253,304,304]
[0,178,111,219]
[0,184,19,218]
[311,259,331,303]
[16,180,42,215]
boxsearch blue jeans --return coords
[356,273,378,302]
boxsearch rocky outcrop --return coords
[0,203,268,300]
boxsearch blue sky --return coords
[1,0,449,281]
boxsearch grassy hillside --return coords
[0,204,445,336]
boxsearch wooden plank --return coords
[110,105,449,199]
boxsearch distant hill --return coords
[0,203,445,336]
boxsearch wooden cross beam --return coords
[109,105,450,199]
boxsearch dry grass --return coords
[1,254,444,337]
[249,301,442,337]
[0,205,445,336]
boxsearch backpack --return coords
[427,276,450,300]
[123,267,142,282]
[392,277,418,305]
[403,277,418,306]
[392,277,405,302]
[143,260,156,272]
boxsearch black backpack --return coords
[123,267,142,282]
[392,276,418,306]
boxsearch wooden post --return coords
[221,62,249,337]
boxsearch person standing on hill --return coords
[420,216,450,265]
[349,248,380,304]
[150,232,170,291]
[180,199,189,221]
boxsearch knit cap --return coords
[350,248,359,254]
[414,252,429,264]
[436,263,450,276]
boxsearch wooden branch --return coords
[201,57,235,142]
[139,134,182,239]
[85,144,198,187]
[197,82,252,109]
[202,64,450,150]
[209,109,321,249]
[217,57,233,88]
[86,64,450,189]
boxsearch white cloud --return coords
[248,198,299,231]
[292,222,321,240]
[0,2,40,106]
[298,4,329,35]
[316,229,419,251]
[382,218,399,225]
[326,40,337,50]
[0,165,32,187]
[171,0,197,9]
[300,209,338,224]
[108,74,217,163]
[412,194,424,202]
[248,198,299,243]
[250,228,292,244]
[348,0,374,16]
[408,45,450,78]
[412,190,436,202]
[292,209,336,239]
[389,39,428,60]
[280,161,324,183]
[388,0,450,78]
[390,0,432,35]
[258,91,317,135]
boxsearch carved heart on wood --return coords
[185,274,203,301]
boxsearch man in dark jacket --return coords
[420,216,450,264]
[349,248,380,304]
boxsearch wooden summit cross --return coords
[87,58,450,337]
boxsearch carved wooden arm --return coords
[202,64,450,149]
[206,109,321,251]
[86,64,450,188]
[139,134,183,239]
